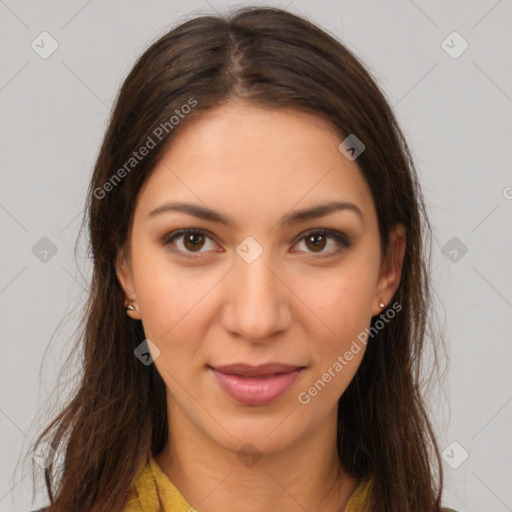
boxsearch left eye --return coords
[293,229,351,256]
[163,228,351,258]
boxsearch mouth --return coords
[208,363,306,406]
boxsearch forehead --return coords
[135,102,376,228]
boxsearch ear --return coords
[115,246,141,320]
[372,223,406,316]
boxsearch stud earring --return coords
[379,302,385,308]
[125,300,135,311]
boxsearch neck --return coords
[154,401,359,512]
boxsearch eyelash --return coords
[162,228,352,259]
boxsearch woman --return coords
[27,6,454,512]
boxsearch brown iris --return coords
[183,232,206,252]
[305,233,326,252]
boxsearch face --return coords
[116,101,405,456]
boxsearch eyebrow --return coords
[147,200,364,227]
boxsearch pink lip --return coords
[209,363,304,406]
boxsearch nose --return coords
[222,252,292,343]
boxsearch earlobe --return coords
[374,223,406,315]
[115,248,141,320]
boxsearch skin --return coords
[116,100,406,512]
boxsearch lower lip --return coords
[209,367,303,406]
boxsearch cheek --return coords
[300,281,373,407]
[302,263,376,383]
[131,245,213,347]
[310,267,376,333]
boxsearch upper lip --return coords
[210,363,304,377]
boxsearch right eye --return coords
[162,228,221,258]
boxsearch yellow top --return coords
[124,456,371,511]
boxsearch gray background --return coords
[1,1,511,511]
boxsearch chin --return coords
[206,413,304,457]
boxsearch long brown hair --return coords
[24,6,446,511]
